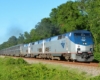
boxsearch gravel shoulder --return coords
[23,58,100,77]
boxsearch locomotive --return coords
[0,30,94,62]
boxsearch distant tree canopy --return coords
[0,0,100,52]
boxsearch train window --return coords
[32,42,34,45]
[38,48,42,52]
[75,33,91,37]
[62,34,65,38]
[45,47,49,52]
[58,35,62,40]
[81,33,85,36]
[74,33,81,36]
[49,38,51,41]
[84,33,91,36]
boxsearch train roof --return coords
[72,30,91,33]
[30,30,91,44]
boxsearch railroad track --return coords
[12,56,99,67]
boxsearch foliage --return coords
[0,57,99,80]
[94,52,100,62]
[17,33,24,44]
[91,76,100,80]
[5,58,28,65]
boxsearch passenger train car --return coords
[0,30,94,62]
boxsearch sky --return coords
[0,0,68,44]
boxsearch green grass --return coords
[0,57,99,80]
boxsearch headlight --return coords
[90,48,92,51]
[77,48,80,51]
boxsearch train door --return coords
[66,37,70,53]
[28,43,31,54]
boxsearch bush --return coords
[6,58,16,65]
[16,58,28,65]
[6,57,27,65]
[94,52,100,62]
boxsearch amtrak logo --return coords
[81,37,86,41]
[61,41,65,48]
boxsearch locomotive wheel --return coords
[38,54,41,59]
[47,54,51,59]
[50,56,54,60]
[65,56,70,61]
[30,54,34,57]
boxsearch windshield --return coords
[74,33,91,37]
[74,33,93,45]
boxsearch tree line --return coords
[0,0,100,54]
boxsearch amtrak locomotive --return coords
[0,30,94,62]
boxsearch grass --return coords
[0,57,99,80]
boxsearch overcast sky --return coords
[0,0,69,44]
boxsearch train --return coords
[0,30,94,62]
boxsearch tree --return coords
[17,33,24,44]
[34,18,59,40]
[8,36,18,47]
[24,31,31,43]
[50,1,88,34]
